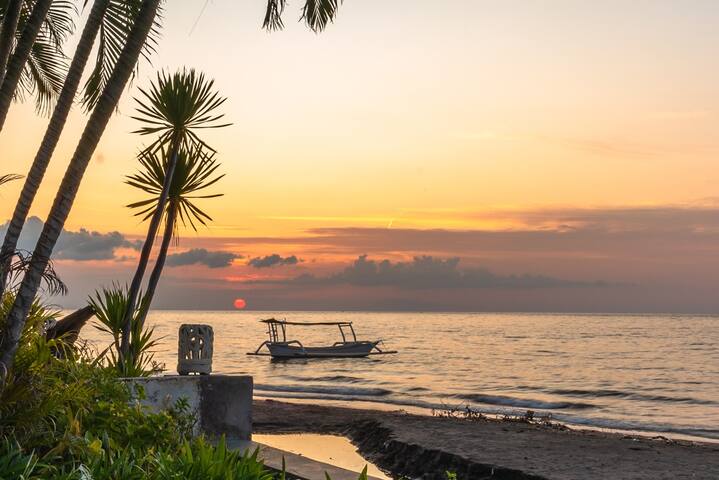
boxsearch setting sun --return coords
[233,298,247,310]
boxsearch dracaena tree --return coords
[126,145,223,329]
[120,68,229,358]
[0,0,160,300]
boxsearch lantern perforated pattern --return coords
[177,324,213,375]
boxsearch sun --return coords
[233,298,247,310]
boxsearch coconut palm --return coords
[126,145,223,328]
[0,0,162,376]
[120,68,228,357]
[0,0,75,126]
[0,0,22,75]
[263,0,343,32]
[0,0,160,299]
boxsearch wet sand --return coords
[253,399,719,480]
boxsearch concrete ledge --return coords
[127,374,253,440]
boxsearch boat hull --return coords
[267,341,378,358]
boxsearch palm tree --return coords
[0,0,159,300]
[0,0,77,115]
[0,0,22,76]
[0,0,161,376]
[120,69,228,357]
[0,0,346,374]
[126,146,223,328]
[0,0,58,128]
[263,0,343,32]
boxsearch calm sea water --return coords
[77,311,719,441]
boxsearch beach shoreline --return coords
[253,399,719,480]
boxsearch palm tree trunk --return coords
[0,0,161,376]
[0,0,53,131]
[0,0,22,79]
[0,0,111,300]
[120,141,180,357]
[137,200,177,329]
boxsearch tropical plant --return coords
[0,172,22,186]
[154,437,274,480]
[0,0,344,381]
[3,249,67,296]
[88,284,160,376]
[0,0,162,378]
[0,0,22,75]
[126,145,224,327]
[0,439,41,479]
[0,0,160,300]
[81,0,161,111]
[0,0,75,126]
[121,68,229,358]
[263,0,343,32]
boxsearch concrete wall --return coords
[127,375,253,440]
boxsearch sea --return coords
[77,311,719,442]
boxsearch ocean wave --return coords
[548,388,717,405]
[284,374,365,384]
[456,393,596,410]
[549,412,719,441]
[254,383,392,397]
[253,390,450,411]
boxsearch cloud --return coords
[1,216,141,261]
[166,248,241,269]
[267,255,599,290]
[248,254,300,269]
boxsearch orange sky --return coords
[2,1,719,312]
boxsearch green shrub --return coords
[153,436,274,480]
[2,294,373,480]
[0,439,41,480]
[89,285,162,377]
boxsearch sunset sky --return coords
[2,1,719,312]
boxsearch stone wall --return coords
[127,375,253,440]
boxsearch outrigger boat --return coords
[247,318,397,359]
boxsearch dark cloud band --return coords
[166,248,241,269]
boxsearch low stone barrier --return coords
[126,374,253,440]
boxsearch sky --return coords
[2,0,719,312]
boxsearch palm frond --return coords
[125,145,224,231]
[17,29,67,114]
[262,0,286,31]
[301,0,341,33]
[0,173,22,186]
[263,0,342,32]
[42,0,76,48]
[131,68,231,154]
[5,249,67,296]
[82,0,162,111]
[8,0,74,113]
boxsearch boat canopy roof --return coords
[260,318,353,327]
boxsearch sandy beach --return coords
[254,399,719,480]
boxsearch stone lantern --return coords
[177,324,213,375]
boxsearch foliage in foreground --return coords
[89,284,161,377]
[0,294,372,480]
